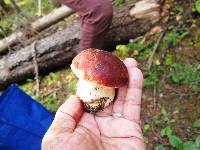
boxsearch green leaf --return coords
[156,144,166,150]
[116,45,128,52]
[144,137,149,145]
[169,135,182,149]
[160,126,172,137]
[193,119,200,128]
[195,0,200,13]
[171,73,180,83]
[166,32,178,47]
[171,63,181,70]
[195,135,200,147]
[169,119,176,124]
[112,0,125,5]
[183,141,196,150]
[165,54,173,65]
[143,124,150,134]
[161,107,168,117]
[128,42,144,52]
[178,31,189,39]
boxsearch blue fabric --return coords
[0,84,54,150]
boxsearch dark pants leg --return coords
[58,0,113,52]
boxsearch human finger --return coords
[43,95,83,137]
[123,59,143,123]
[112,58,138,114]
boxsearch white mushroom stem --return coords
[76,79,115,107]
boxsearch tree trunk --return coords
[0,0,166,89]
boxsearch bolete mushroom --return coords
[71,48,129,113]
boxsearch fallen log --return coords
[0,0,168,89]
[0,5,74,53]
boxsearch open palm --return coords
[42,58,145,150]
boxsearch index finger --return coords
[123,59,143,123]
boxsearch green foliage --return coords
[0,15,15,37]
[195,135,200,148]
[113,41,148,60]
[37,92,61,112]
[156,144,166,150]
[193,119,200,128]
[20,0,55,16]
[127,42,145,53]
[161,107,169,117]
[113,45,129,59]
[160,31,189,51]
[171,5,184,15]
[144,65,164,87]
[21,82,61,112]
[0,0,56,36]
[20,69,77,112]
[169,135,183,149]
[192,0,200,14]
[164,54,173,65]
[153,107,175,127]
[153,107,200,150]
[183,141,196,150]
[160,126,200,150]
[20,80,35,97]
[193,28,200,48]
[144,137,149,145]
[143,124,150,134]
[65,72,77,97]
[160,32,177,51]
[160,126,173,137]
[169,64,200,92]
[112,0,125,5]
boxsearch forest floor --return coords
[1,0,200,149]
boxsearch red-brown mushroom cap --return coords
[71,48,129,87]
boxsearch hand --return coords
[42,58,145,150]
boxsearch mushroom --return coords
[71,48,129,113]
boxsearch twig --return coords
[151,124,170,146]
[153,85,157,108]
[43,88,61,97]
[32,41,40,97]
[147,26,167,70]
[129,36,144,43]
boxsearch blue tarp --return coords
[0,84,54,150]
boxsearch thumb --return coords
[45,95,83,135]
